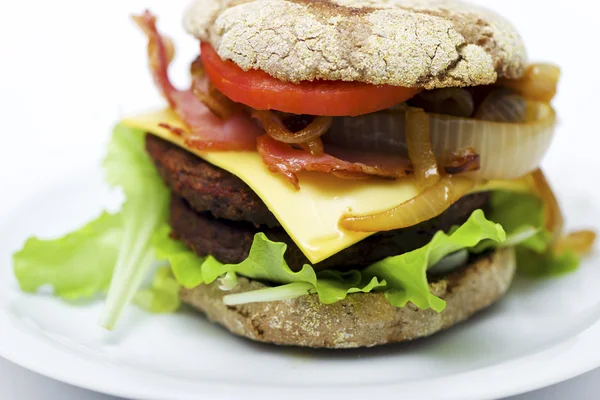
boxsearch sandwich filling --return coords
[12,10,595,329]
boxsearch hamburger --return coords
[12,0,595,348]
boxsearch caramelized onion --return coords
[340,176,475,232]
[527,169,564,238]
[406,108,440,187]
[499,64,561,102]
[298,138,325,156]
[189,58,237,119]
[191,78,237,119]
[190,56,205,79]
[553,230,597,256]
[252,110,332,154]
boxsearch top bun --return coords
[184,0,527,89]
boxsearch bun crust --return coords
[184,0,527,88]
[180,247,516,348]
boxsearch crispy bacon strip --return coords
[257,135,412,190]
[132,11,261,151]
[257,135,479,189]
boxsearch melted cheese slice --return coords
[121,109,532,264]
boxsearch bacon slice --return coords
[257,135,412,190]
[257,136,480,189]
[132,11,261,151]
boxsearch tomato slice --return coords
[200,43,422,117]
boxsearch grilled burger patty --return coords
[146,134,279,227]
[169,192,490,271]
[150,130,492,271]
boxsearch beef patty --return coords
[147,134,490,271]
[146,134,279,227]
[169,192,490,272]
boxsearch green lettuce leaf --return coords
[152,224,208,289]
[134,267,181,313]
[154,209,505,311]
[12,125,171,326]
[99,125,170,329]
[13,212,121,300]
[516,247,579,277]
[477,191,580,277]
[362,209,505,311]
[101,125,169,329]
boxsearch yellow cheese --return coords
[121,109,532,264]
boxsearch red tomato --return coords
[200,43,421,117]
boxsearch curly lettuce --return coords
[13,125,170,328]
[153,209,505,312]
[133,267,181,313]
[477,191,580,277]
[13,212,122,300]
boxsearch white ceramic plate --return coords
[1,0,599,399]
[0,164,599,400]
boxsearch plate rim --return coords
[1,310,600,400]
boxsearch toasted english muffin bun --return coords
[183,0,527,89]
[180,247,516,348]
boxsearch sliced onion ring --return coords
[190,56,205,79]
[526,168,564,238]
[475,90,526,122]
[298,138,325,156]
[499,64,561,102]
[340,175,475,232]
[553,230,597,256]
[192,78,237,119]
[326,101,556,181]
[429,101,556,180]
[252,110,333,146]
[406,108,440,188]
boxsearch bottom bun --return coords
[180,248,516,349]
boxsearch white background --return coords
[1,0,598,398]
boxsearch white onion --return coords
[428,250,469,274]
[413,88,475,118]
[326,100,556,180]
[475,90,526,122]
[326,111,406,154]
[405,107,440,188]
[429,101,556,179]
